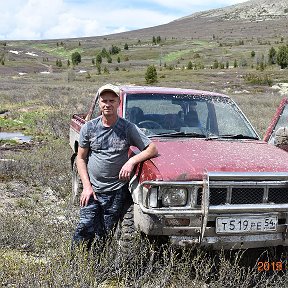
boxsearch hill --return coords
[101,0,288,40]
[187,0,288,20]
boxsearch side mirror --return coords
[275,127,288,148]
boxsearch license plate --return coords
[216,215,277,234]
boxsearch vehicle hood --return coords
[150,138,288,181]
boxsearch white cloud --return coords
[0,0,249,40]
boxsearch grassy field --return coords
[1,25,288,286]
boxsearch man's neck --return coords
[102,114,118,127]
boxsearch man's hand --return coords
[80,186,97,207]
[119,158,136,181]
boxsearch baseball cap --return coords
[98,83,120,97]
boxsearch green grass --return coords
[31,43,84,59]
[162,49,192,62]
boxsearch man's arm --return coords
[119,142,158,181]
[77,146,97,206]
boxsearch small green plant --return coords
[145,65,158,84]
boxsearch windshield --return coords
[124,93,258,139]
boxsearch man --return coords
[72,83,158,249]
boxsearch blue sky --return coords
[0,0,248,40]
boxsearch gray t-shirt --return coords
[79,116,152,192]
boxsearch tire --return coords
[71,160,83,206]
[117,204,136,250]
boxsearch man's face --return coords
[99,91,120,117]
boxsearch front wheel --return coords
[71,160,82,206]
[117,204,136,250]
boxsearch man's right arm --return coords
[77,146,97,206]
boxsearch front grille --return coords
[268,187,288,204]
[197,186,288,206]
[210,188,226,205]
[231,187,263,204]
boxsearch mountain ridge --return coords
[96,0,288,43]
[178,0,288,21]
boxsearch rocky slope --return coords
[182,0,288,21]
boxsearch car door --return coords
[264,97,288,151]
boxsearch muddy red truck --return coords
[70,85,288,250]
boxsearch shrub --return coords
[145,65,158,84]
[96,54,102,64]
[187,61,193,70]
[277,45,288,69]
[109,45,121,55]
[71,52,81,66]
[213,60,219,69]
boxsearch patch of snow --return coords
[234,90,250,94]
[26,52,38,57]
[9,50,21,55]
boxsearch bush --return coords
[277,45,288,69]
[145,65,158,84]
[109,45,121,55]
[187,61,193,70]
[96,54,102,64]
[71,52,81,66]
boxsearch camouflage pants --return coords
[72,184,131,248]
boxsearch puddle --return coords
[0,132,32,143]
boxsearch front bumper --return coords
[133,172,288,249]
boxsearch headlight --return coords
[161,187,188,207]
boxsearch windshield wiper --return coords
[150,131,206,138]
[218,134,259,140]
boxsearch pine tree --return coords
[145,65,158,84]
[71,52,81,66]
